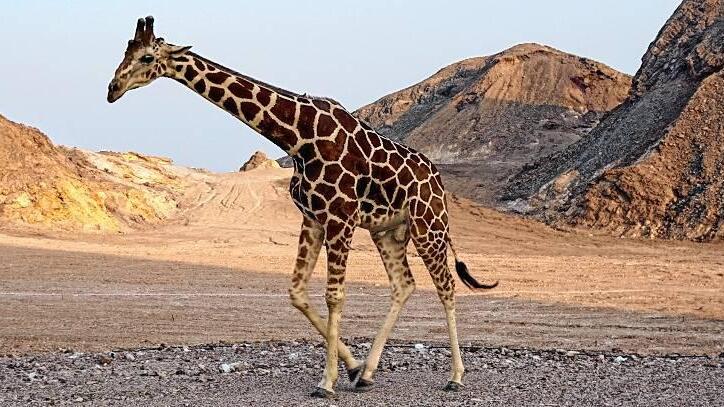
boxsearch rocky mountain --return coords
[354,43,631,203]
[503,0,724,241]
[0,114,203,232]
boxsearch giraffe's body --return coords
[108,17,497,397]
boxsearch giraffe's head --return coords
[107,16,191,103]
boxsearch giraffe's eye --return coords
[140,54,155,64]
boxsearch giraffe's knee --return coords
[289,287,309,311]
[393,278,416,304]
[325,286,346,308]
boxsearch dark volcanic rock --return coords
[503,0,724,241]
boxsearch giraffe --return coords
[107,16,498,398]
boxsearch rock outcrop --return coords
[0,114,200,232]
[240,151,281,172]
[355,43,631,204]
[504,0,724,241]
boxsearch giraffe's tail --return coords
[447,236,499,290]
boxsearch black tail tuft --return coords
[455,260,499,290]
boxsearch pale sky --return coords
[1,1,680,171]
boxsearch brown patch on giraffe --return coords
[298,246,308,258]
[239,102,261,122]
[383,179,399,201]
[258,111,297,150]
[297,143,318,161]
[329,197,354,216]
[345,137,364,159]
[270,97,297,126]
[326,219,345,238]
[340,152,367,175]
[294,259,307,274]
[332,108,358,133]
[380,137,395,151]
[312,99,331,112]
[236,78,254,90]
[256,87,272,106]
[208,86,225,103]
[228,81,253,99]
[314,183,337,199]
[297,105,318,139]
[371,149,388,163]
[222,98,239,116]
[430,196,444,213]
[172,56,190,63]
[360,201,374,214]
[410,160,429,181]
[206,71,230,85]
[430,176,444,196]
[310,194,326,212]
[184,66,199,82]
[305,160,323,181]
[398,167,414,185]
[316,114,337,139]
[193,58,205,71]
[297,97,310,104]
[419,182,432,202]
[327,250,340,265]
[337,173,357,199]
[316,140,341,162]
[368,132,381,148]
[174,64,183,72]
[388,153,404,168]
[374,164,396,182]
[323,164,344,183]
[392,188,406,207]
[355,130,372,156]
[193,79,207,94]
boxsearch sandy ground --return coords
[0,167,722,404]
[1,167,722,356]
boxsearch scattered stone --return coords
[614,356,628,364]
[97,354,113,365]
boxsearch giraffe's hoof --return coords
[310,387,336,399]
[353,377,375,392]
[443,381,464,392]
[347,364,364,382]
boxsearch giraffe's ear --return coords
[168,45,192,55]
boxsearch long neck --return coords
[167,52,309,155]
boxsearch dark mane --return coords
[188,51,302,99]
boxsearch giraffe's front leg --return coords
[311,221,355,398]
[289,218,360,372]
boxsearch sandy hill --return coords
[0,114,206,232]
[503,0,724,241]
[354,43,631,204]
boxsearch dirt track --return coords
[0,168,723,404]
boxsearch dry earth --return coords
[1,167,723,404]
[1,167,722,355]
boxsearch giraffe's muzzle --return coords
[107,79,122,103]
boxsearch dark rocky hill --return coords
[503,0,724,241]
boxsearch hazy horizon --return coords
[1,1,680,172]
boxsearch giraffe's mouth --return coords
[107,79,124,103]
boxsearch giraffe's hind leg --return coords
[289,217,360,373]
[410,213,465,389]
[354,223,416,390]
